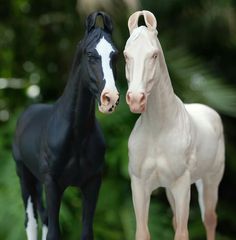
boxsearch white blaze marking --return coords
[42,225,48,240]
[95,36,116,90]
[26,197,38,240]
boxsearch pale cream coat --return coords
[124,10,225,240]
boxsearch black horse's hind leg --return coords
[16,162,38,240]
[80,174,102,240]
[36,183,48,239]
[44,175,63,240]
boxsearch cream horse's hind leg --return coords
[196,136,224,240]
[196,178,219,240]
[131,176,151,240]
[196,167,224,240]
[171,171,191,240]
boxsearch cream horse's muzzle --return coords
[126,91,146,113]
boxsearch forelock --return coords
[126,26,148,45]
[84,28,104,48]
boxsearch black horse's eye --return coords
[87,52,93,57]
[87,52,100,62]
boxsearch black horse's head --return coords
[79,11,119,114]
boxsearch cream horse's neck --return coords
[143,40,182,130]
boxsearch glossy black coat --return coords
[12,11,118,240]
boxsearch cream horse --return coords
[124,10,225,240]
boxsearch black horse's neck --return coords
[55,42,95,139]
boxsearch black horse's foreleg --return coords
[17,162,38,240]
[45,175,63,240]
[80,174,102,240]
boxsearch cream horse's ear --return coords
[142,10,157,31]
[128,11,142,34]
[128,10,157,35]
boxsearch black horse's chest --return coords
[57,155,81,187]
[52,131,105,187]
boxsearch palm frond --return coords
[163,43,236,117]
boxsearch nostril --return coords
[102,93,110,105]
[106,96,110,103]
[140,93,146,105]
[126,92,131,104]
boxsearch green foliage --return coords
[0,113,24,239]
[0,0,236,239]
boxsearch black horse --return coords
[12,11,119,240]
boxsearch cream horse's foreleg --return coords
[131,176,151,240]
[170,171,191,240]
[166,189,176,230]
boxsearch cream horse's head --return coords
[124,10,160,113]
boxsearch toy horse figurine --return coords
[12,11,119,240]
[124,10,225,240]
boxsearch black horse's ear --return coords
[101,12,113,33]
[86,11,113,33]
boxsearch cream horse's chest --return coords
[128,123,193,187]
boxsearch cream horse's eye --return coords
[153,53,158,59]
